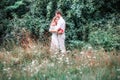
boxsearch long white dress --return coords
[49,26,59,53]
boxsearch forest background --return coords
[0,0,120,51]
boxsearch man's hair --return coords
[56,10,62,15]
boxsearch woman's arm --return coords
[49,30,57,33]
[49,26,57,33]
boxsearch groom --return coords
[55,10,66,54]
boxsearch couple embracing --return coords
[49,10,66,54]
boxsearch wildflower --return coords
[116,69,120,71]
[48,63,54,67]
[80,71,82,74]
[65,57,69,64]
[80,51,85,55]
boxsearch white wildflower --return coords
[65,57,69,64]
[3,67,10,71]
[93,56,96,59]
[80,51,85,55]
[116,69,120,71]
[48,63,54,67]
[80,71,82,74]
[6,51,10,54]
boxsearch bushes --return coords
[88,13,120,51]
[0,0,120,51]
[89,29,119,51]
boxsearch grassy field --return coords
[0,42,120,80]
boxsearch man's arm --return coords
[57,18,65,34]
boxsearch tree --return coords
[0,0,120,51]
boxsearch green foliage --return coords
[88,13,120,51]
[5,1,25,10]
[0,0,120,51]
[68,40,86,50]
[89,29,119,51]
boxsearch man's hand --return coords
[57,28,63,34]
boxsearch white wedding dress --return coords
[49,26,59,53]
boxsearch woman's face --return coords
[54,17,59,23]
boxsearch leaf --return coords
[6,1,25,10]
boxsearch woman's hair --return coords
[50,16,59,26]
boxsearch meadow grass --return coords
[0,43,120,80]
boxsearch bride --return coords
[49,16,60,53]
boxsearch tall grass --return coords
[0,41,120,80]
